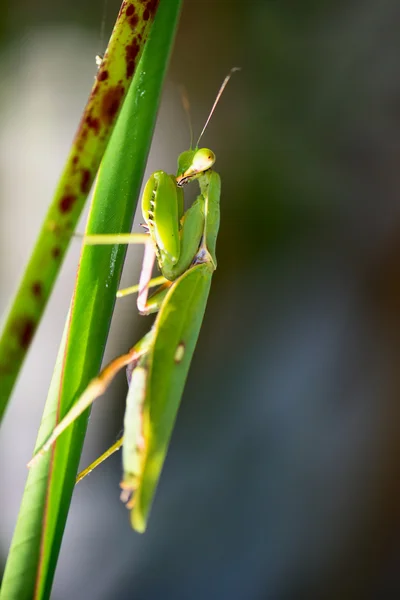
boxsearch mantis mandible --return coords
[28,68,238,533]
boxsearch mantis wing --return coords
[130,262,213,532]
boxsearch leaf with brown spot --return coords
[0,0,161,424]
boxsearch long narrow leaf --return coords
[0,2,182,598]
[0,0,160,423]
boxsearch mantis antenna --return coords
[196,67,241,148]
[180,85,194,150]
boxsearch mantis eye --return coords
[192,148,215,173]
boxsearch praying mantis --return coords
[28,69,238,533]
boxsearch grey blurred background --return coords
[2,0,400,598]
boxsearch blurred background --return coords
[2,0,400,598]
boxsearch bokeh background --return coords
[2,0,400,598]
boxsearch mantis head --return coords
[176,148,216,186]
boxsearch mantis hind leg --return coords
[139,282,172,315]
[27,330,154,468]
[117,276,167,298]
[118,274,173,317]
[76,436,124,483]
[77,335,153,487]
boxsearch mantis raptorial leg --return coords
[29,69,238,532]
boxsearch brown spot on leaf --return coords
[59,194,77,213]
[85,114,100,135]
[31,281,43,298]
[72,155,79,165]
[126,39,140,60]
[14,318,36,350]
[126,39,140,78]
[80,127,89,147]
[80,169,91,194]
[52,246,61,258]
[144,0,159,19]
[98,69,109,82]
[129,14,139,29]
[101,85,125,123]
[126,4,135,16]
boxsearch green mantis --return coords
[28,69,238,533]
